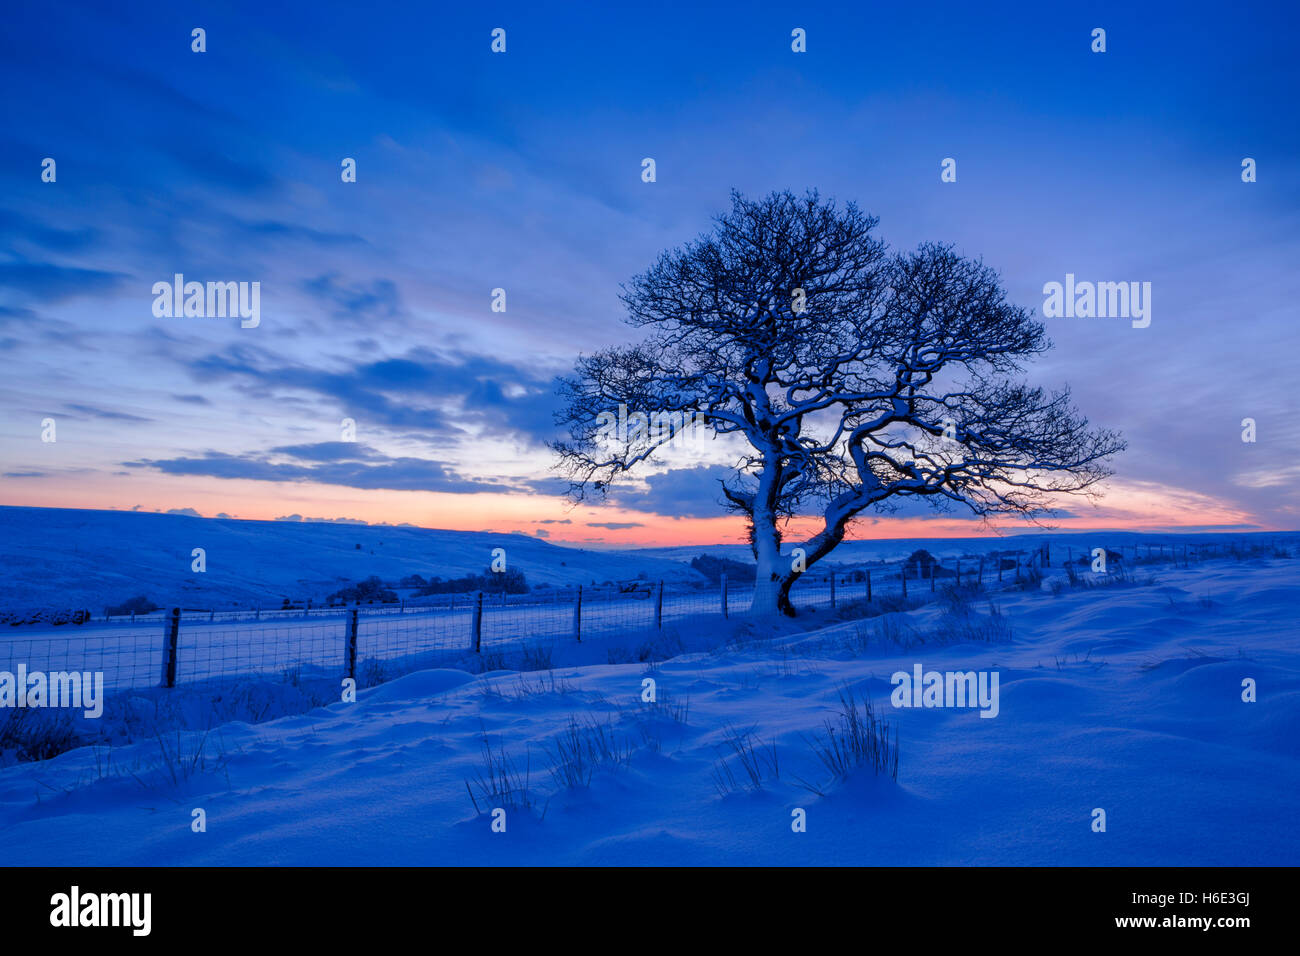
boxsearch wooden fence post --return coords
[472,591,483,652]
[161,607,180,688]
[655,580,664,629]
[956,559,962,587]
[829,571,836,609]
[573,584,583,641]
[901,562,908,598]
[930,560,935,592]
[347,607,359,675]
[865,568,872,603]
[721,573,729,618]
[1015,555,1021,581]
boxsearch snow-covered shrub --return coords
[0,708,83,764]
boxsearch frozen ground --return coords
[1,557,1296,865]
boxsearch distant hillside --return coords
[0,507,706,613]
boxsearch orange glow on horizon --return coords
[0,473,1278,547]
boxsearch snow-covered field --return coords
[2,556,1296,865]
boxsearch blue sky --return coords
[1,0,1297,544]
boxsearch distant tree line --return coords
[689,554,756,586]
[326,576,398,606]
[402,567,530,596]
[105,595,161,617]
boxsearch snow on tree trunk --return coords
[749,498,797,616]
[749,562,796,617]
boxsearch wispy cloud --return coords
[125,446,514,494]
[301,273,401,318]
[63,403,152,423]
[0,261,130,304]
[184,345,562,444]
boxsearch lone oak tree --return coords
[553,190,1125,616]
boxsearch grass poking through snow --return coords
[796,686,899,794]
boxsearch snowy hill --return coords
[0,506,706,613]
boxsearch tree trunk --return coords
[750,561,797,617]
[748,493,797,616]
[747,486,855,618]
[775,574,796,616]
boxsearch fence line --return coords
[33,537,1272,629]
[0,539,1287,695]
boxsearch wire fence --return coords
[0,538,1288,695]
